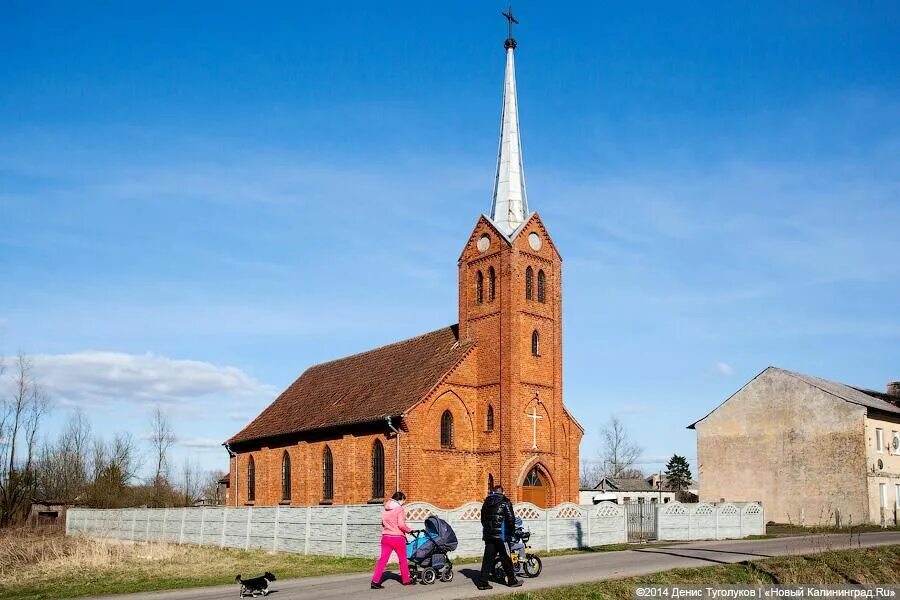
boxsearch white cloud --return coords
[226,411,252,422]
[178,437,225,452]
[20,351,275,408]
[715,362,734,376]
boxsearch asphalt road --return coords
[87,532,900,600]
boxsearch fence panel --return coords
[656,501,765,540]
[66,500,763,556]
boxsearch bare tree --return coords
[598,416,642,478]
[579,460,604,489]
[179,458,203,507]
[87,432,142,508]
[0,352,52,526]
[148,406,175,507]
[36,410,92,501]
[200,470,228,505]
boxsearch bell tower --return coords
[457,11,581,506]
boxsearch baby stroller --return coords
[406,515,458,584]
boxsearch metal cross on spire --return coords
[501,6,519,49]
[490,4,529,236]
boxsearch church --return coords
[225,25,583,509]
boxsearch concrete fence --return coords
[66,500,764,558]
[655,502,765,541]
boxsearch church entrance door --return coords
[520,466,549,508]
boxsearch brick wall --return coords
[228,213,582,508]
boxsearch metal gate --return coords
[625,502,657,542]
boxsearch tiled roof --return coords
[688,366,900,429]
[780,369,900,416]
[227,325,474,445]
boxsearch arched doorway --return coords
[520,466,549,507]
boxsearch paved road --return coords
[88,532,900,600]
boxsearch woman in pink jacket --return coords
[370,491,414,589]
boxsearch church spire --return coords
[490,7,529,237]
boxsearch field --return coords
[506,545,900,600]
[0,527,371,600]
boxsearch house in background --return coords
[690,367,900,526]
[579,474,696,505]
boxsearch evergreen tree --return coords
[664,454,692,496]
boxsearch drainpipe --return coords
[225,443,236,506]
[385,417,401,493]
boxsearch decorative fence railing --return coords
[66,500,763,558]
[655,502,765,541]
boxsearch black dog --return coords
[235,572,276,597]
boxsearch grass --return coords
[503,545,900,600]
[0,528,372,600]
[767,523,900,535]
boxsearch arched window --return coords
[476,271,484,304]
[281,451,291,502]
[440,410,454,448]
[486,405,495,432]
[247,455,256,502]
[322,446,334,502]
[488,267,496,302]
[531,330,540,356]
[524,467,543,487]
[525,266,534,300]
[537,270,546,303]
[371,440,385,500]
[488,473,495,492]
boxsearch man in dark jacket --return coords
[477,485,521,590]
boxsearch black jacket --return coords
[481,492,515,542]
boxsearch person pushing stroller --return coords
[477,485,522,590]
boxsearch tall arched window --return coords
[281,451,291,502]
[531,330,540,356]
[476,271,484,304]
[524,467,543,487]
[371,440,385,500]
[486,405,495,432]
[525,266,534,300]
[488,473,495,492]
[488,267,496,302]
[322,446,334,502]
[247,455,256,502]
[537,269,546,303]
[440,410,454,448]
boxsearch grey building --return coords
[689,367,900,526]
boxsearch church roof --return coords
[227,325,474,446]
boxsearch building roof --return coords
[582,476,694,493]
[688,366,900,429]
[227,325,474,445]
[490,36,529,237]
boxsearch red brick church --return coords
[225,28,583,509]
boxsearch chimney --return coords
[888,381,900,397]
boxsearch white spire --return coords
[490,38,529,237]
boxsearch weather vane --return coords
[501,5,519,49]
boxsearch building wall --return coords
[578,490,676,505]
[227,215,582,508]
[695,368,870,525]
[864,415,900,524]
[458,215,582,506]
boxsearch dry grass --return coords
[505,545,900,600]
[0,528,372,600]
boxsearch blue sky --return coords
[2,1,899,480]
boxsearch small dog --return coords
[235,572,276,597]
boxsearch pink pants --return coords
[371,534,410,584]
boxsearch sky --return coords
[2,1,899,481]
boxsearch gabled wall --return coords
[695,368,869,525]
